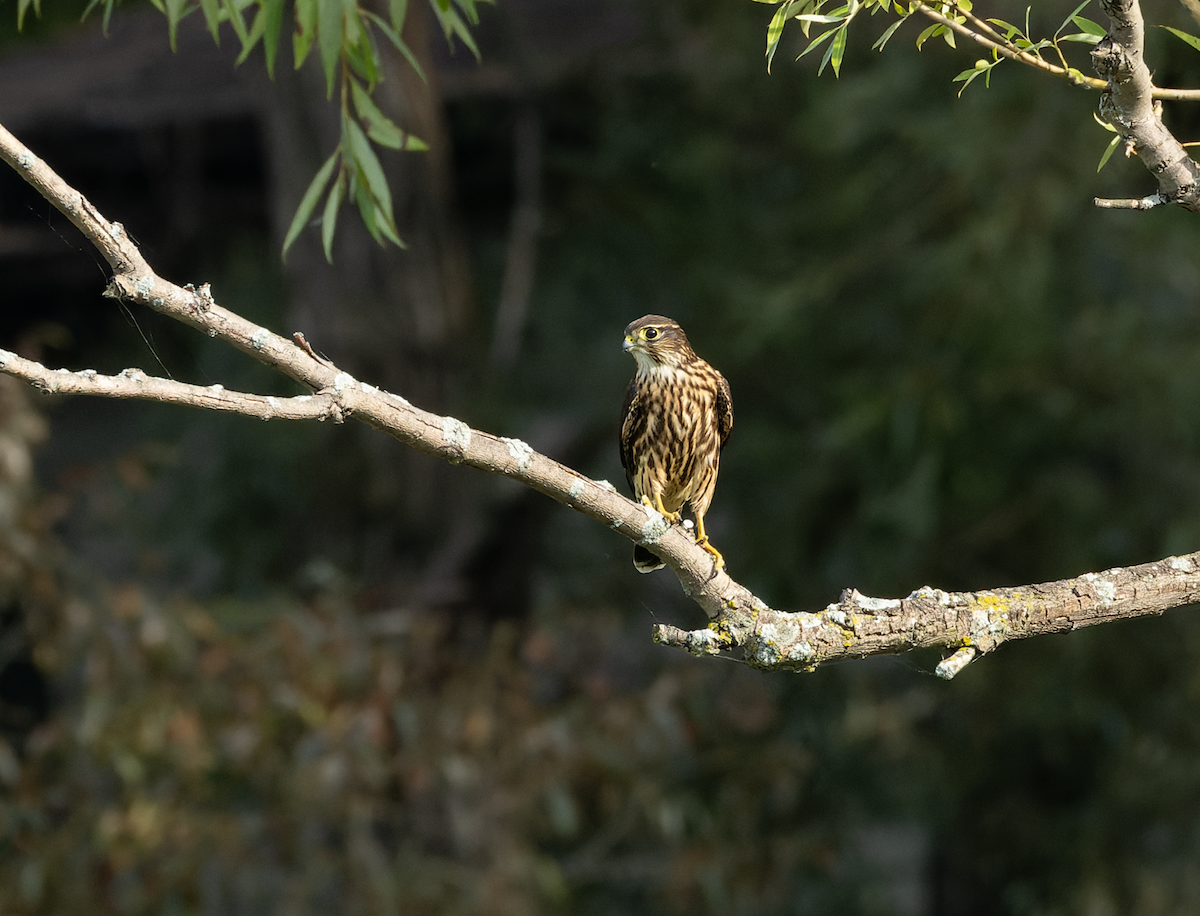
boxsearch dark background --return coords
[1,0,1200,912]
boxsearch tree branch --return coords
[915,4,1107,91]
[1092,0,1200,210]
[3,119,1199,677]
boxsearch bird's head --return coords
[623,315,696,372]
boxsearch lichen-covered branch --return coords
[1092,0,1200,210]
[655,553,1200,677]
[2,119,1199,678]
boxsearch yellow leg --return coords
[641,493,681,524]
[694,513,725,570]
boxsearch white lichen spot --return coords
[568,479,585,500]
[209,384,224,394]
[853,594,901,612]
[639,507,670,546]
[332,372,355,391]
[119,368,147,381]
[0,350,11,367]
[1169,556,1191,571]
[501,437,534,471]
[361,383,378,395]
[134,276,154,296]
[790,640,814,662]
[441,417,472,451]
[750,625,784,666]
[266,396,280,410]
[687,629,725,651]
[250,329,270,351]
[935,646,978,680]
[596,479,617,492]
[110,222,124,240]
[80,369,97,379]
[387,391,411,408]
[825,608,848,627]
[970,608,992,635]
[16,150,33,170]
[1094,578,1117,603]
[67,194,81,213]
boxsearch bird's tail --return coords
[633,545,665,573]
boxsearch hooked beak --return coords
[622,335,638,352]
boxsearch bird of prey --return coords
[619,314,733,573]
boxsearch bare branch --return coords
[3,118,1199,677]
[0,350,346,422]
[1093,192,1167,208]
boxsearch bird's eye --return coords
[643,328,660,341]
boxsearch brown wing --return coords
[715,371,733,451]
[619,377,643,493]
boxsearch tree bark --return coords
[1092,0,1200,209]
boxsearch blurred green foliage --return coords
[5,0,1200,912]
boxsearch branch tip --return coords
[935,645,978,680]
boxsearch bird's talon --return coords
[697,538,725,570]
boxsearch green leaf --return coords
[164,0,187,51]
[16,0,41,31]
[351,172,403,248]
[237,4,267,65]
[262,0,286,77]
[389,0,408,33]
[1097,133,1121,172]
[319,0,346,98]
[766,1,798,72]
[80,0,119,34]
[797,25,837,60]
[914,21,944,49]
[221,0,250,45]
[986,18,1022,40]
[282,148,340,260]
[294,0,318,67]
[364,10,427,82]
[431,3,480,58]
[1162,25,1200,54]
[1071,15,1106,37]
[1053,0,1089,38]
[350,79,417,150]
[345,118,395,224]
[820,25,847,75]
[1058,32,1100,45]
[321,172,346,262]
[345,39,379,86]
[872,16,906,51]
[198,0,221,42]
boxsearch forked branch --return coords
[2,121,1198,678]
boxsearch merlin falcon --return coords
[620,314,733,573]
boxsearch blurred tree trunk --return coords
[264,2,478,595]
